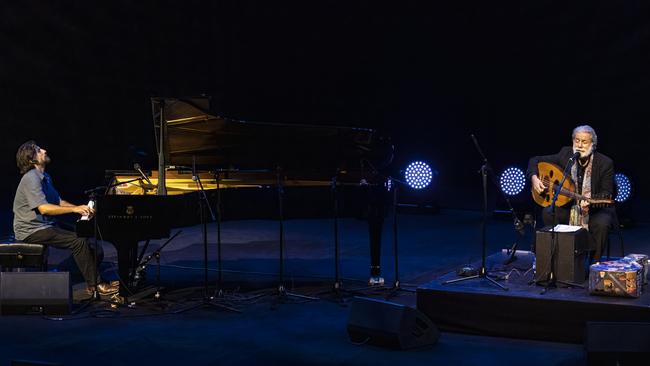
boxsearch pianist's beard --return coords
[40,155,51,166]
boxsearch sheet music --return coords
[80,200,95,221]
[552,224,582,232]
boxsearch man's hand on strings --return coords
[531,175,547,194]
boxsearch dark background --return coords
[2,1,649,228]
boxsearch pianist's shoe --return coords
[86,282,120,296]
[368,276,385,286]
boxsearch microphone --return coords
[513,216,525,236]
[133,163,153,185]
[566,151,581,169]
[83,186,107,195]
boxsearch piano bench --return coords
[0,243,48,271]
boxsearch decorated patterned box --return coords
[588,260,643,298]
[622,253,648,285]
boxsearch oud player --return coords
[527,125,615,264]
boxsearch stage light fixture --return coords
[499,167,526,196]
[404,161,432,190]
[614,173,632,203]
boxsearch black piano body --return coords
[77,96,393,300]
[77,195,170,298]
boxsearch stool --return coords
[0,243,48,271]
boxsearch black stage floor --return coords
[1,210,648,365]
[417,251,650,343]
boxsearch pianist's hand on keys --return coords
[79,200,95,221]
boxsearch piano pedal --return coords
[131,269,147,288]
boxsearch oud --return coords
[532,162,614,208]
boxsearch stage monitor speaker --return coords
[347,296,439,349]
[0,272,71,315]
[585,322,650,365]
[535,227,590,283]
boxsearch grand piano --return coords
[78,97,393,300]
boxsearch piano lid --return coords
[152,97,392,172]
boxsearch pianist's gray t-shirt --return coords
[13,169,57,240]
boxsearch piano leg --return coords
[115,240,138,301]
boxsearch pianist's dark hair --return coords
[16,140,39,175]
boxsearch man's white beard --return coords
[573,146,593,159]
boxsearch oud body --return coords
[532,162,614,208]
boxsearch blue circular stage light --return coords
[404,161,432,190]
[499,167,526,196]
[614,173,632,203]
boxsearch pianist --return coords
[12,141,118,296]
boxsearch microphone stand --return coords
[136,230,182,301]
[213,169,224,298]
[442,135,508,291]
[271,166,318,306]
[536,154,584,294]
[332,171,343,294]
[384,177,417,299]
[208,168,265,304]
[317,169,351,303]
[501,196,526,266]
[317,169,373,304]
[175,157,240,313]
[72,189,121,314]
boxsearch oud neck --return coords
[558,187,587,201]
[558,187,610,204]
